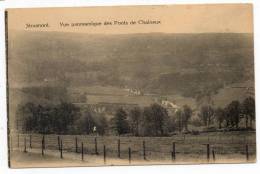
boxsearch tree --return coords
[94,114,108,135]
[16,102,37,133]
[225,100,241,128]
[35,105,46,134]
[168,115,176,133]
[142,106,155,136]
[129,107,142,136]
[214,107,225,129]
[151,103,169,136]
[175,110,183,132]
[242,97,255,128]
[142,104,169,136]
[113,108,129,135]
[55,102,81,134]
[198,105,214,128]
[182,105,192,131]
[78,109,95,134]
[51,107,63,134]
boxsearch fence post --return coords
[42,135,45,150]
[95,137,98,155]
[143,141,146,160]
[75,137,78,153]
[207,144,210,162]
[41,137,44,156]
[128,147,131,164]
[118,139,121,158]
[103,145,106,164]
[24,136,27,153]
[60,139,63,159]
[81,142,84,161]
[58,136,60,151]
[172,142,176,161]
[10,135,13,151]
[212,149,215,162]
[17,134,19,148]
[29,135,32,149]
[246,144,249,161]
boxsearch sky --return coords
[7,4,253,34]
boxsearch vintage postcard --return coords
[6,4,255,168]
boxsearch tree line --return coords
[17,97,255,136]
[198,97,255,129]
[112,97,255,136]
[16,102,107,135]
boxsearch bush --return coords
[191,130,200,135]
[202,126,217,132]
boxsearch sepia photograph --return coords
[5,4,256,168]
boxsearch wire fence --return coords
[9,132,256,164]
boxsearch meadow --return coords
[9,131,256,167]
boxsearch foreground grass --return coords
[9,131,256,168]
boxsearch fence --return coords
[9,132,256,164]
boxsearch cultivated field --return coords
[9,131,256,167]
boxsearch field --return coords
[9,131,256,168]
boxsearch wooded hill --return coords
[9,31,254,99]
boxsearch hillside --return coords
[8,31,254,99]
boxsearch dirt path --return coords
[10,148,255,168]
